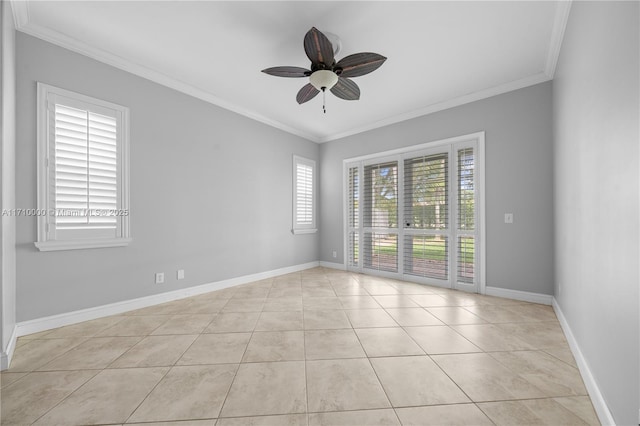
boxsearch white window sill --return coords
[291,228,318,235]
[35,238,132,252]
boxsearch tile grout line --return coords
[120,349,183,423]
[214,281,270,421]
[122,292,233,424]
[5,268,596,425]
[350,317,397,416]
[26,368,102,426]
[301,278,310,426]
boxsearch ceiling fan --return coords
[262,27,387,112]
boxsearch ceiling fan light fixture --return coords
[309,70,338,91]
[262,27,386,109]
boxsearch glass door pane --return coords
[362,161,398,273]
[404,234,448,279]
[403,153,449,282]
[364,232,398,273]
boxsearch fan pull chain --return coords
[322,87,327,114]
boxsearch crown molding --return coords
[9,0,28,29]
[13,0,566,145]
[14,13,321,143]
[319,72,552,143]
[545,0,572,78]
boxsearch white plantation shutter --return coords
[363,162,398,229]
[296,162,313,225]
[53,105,118,231]
[293,156,316,233]
[362,161,398,273]
[403,154,448,231]
[347,166,359,267]
[456,147,476,283]
[36,83,130,251]
[403,153,449,280]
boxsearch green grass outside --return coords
[372,238,474,263]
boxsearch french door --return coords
[346,135,482,292]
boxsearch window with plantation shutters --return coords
[36,83,131,251]
[344,133,483,293]
[292,156,316,234]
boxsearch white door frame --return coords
[343,132,486,294]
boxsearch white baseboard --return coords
[319,261,346,270]
[0,325,18,370]
[552,298,615,426]
[16,261,320,338]
[485,286,553,305]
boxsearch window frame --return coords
[292,155,317,234]
[35,83,131,251]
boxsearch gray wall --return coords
[16,33,319,322]
[552,2,639,424]
[1,0,17,366]
[320,82,554,296]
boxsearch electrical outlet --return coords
[504,213,514,224]
[332,251,337,258]
[155,272,164,284]
[177,269,185,280]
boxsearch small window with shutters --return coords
[292,155,316,234]
[36,83,131,251]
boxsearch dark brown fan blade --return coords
[330,77,360,101]
[262,66,311,78]
[296,83,320,104]
[336,53,387,78]
[303,27,335,67]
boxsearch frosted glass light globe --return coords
[309,70,338,90]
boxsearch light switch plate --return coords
[504,213,514,224]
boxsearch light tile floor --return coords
[1,268,601,425]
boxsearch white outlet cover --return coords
[155,273,164,284]
[177,269,185,280]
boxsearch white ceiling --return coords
[12,1,571,143]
